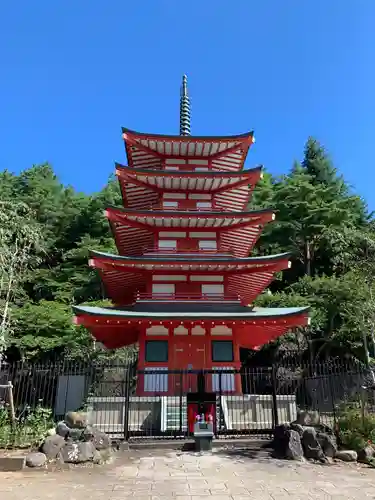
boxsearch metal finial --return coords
[180,74,191,136]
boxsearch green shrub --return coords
[337,402,375,451]
[0,405,54,449]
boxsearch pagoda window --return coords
[189,193,212,200]
[187,159,208,165]
[199,240,217,251]
[190,275,223,282]
[145,340,169,362]
[159,231,186,238]
[189,232,216,238]
[152,283,175,297]
[152,275,187,281]
[158,239,177,250]
[201,284,224,297]
[163,201,178,209]
[211,341,234,362]
[163,193,186,199]
[196,202,212,210]
[166,158,186,164]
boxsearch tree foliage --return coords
[0,137,374,362]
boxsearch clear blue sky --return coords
[1,1,374,207]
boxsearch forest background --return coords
[1,137,374,364]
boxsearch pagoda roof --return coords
[89,250,291,306]
[116,164,262,212]
[90,249,290,265]
[73,304,309,350]
[121,127,255,172]
[116,163,262,185]
[106,206,274,258]
[106,206,274,229]
[74,304,309,320]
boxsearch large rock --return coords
[26,452,47,468]
[42,434,65,459]
[61,441,79,463]
[97,447,112,464]
[285,430,304,461]
[65,411,88,429]
[272,424,304,460]
[69,428,85,441]
[301,427,326,462]
[295,410,320,426]
[56,421,71,438]
[358,445,374,463]
[83,426,111,451]
[77,441,96,462]
[60,440,97,463]
[336,450,358,462]
[316,431,337,458]
[290,423,304,436]
[93,449,102,464]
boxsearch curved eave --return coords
[121,127,254,142]
[115,163,263,178]
[122,127,255,172]
[89,249,292,265]
[105,206,275,220]
[73,305,310,321]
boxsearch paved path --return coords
[1,449,375,499]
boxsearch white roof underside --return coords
[123,130,253,172]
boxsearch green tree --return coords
[0,201,44,357]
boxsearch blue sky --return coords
[1,1,373,207]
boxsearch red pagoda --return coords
[73,76,309,398]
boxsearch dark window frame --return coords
[211,340,234,362]
[145,340,169,362]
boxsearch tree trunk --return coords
[304,238,312,276]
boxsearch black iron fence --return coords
[0,357,373,444]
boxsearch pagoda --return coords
[73,76,309,397]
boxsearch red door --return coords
[171,336,207,394]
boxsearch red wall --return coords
[137,325,242,395]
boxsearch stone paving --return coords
[1,448,375,499]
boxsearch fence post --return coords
[271,366,279,428]
[0,381,16,426]
[179,371,183,435]
[123,366,131,441]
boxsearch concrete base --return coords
[195,436,213,452]
[0,456,26,471]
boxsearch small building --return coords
[73,76,309,436]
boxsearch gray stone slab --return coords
[0,456,26,471]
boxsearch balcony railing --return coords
[142,247,232,256]
[147,205,221,212]
[136,292,241,303]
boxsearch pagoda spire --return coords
[179,74,191,136]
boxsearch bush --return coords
[337,402,375,451]
[0,404,54,449]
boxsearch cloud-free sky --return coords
[1,1,373,206]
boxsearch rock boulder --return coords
[26,452,47,468]
[56,421,71,438]
[272,424,304,461]
[295,410,320,426]
[65,411,88,429]
[301,427,326,462]
[42,434,65,459]
[335,450,358,462]
[285,430,304,461]
[358,445,374,463]
[83,426,111,450]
